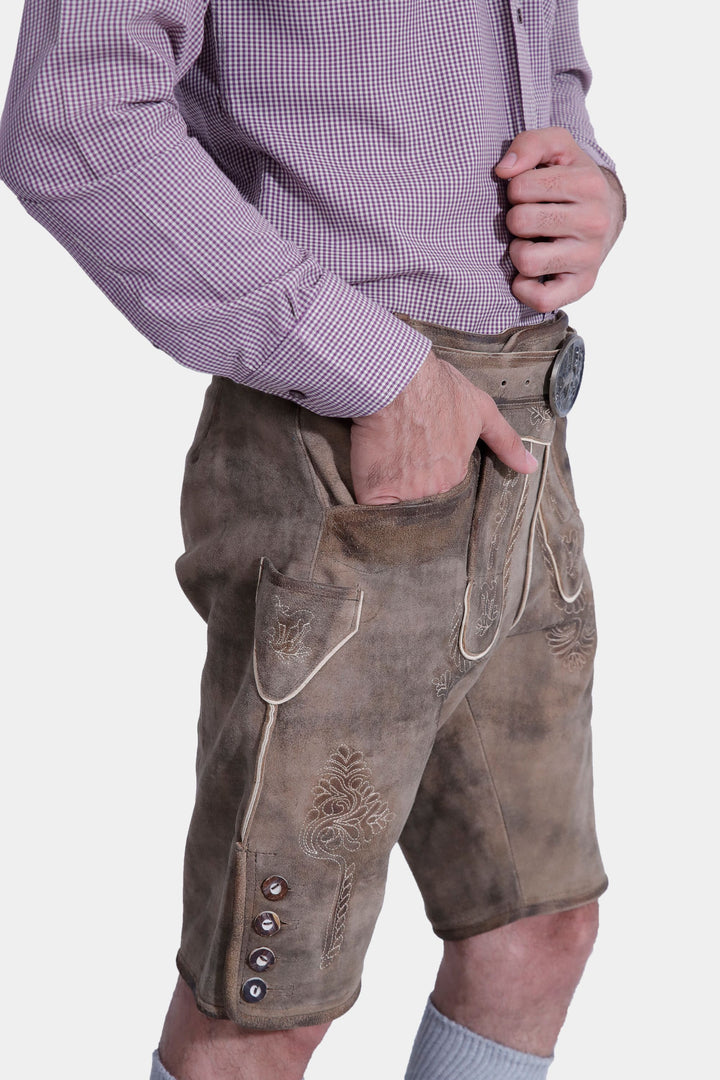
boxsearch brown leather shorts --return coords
[174,312,607,1030]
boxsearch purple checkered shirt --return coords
[0,1,613,416]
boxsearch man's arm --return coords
[350,128,624,507]
[0,0,429,418]
[349,125,625,508]
[351,2,625,507]
[1,1,538,498]
[350,127,624,506]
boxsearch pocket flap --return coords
[253,559,363,704]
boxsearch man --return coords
[0,2,624,1078]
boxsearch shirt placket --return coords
[508,1,537,130]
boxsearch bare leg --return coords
[157,976,331,1080]
[431,902,600,1057]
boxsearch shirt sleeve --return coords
[549,0,617,174]
[0,0,430,417]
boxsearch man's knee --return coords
[540,900,600,964]
[441,900,600,984]
[432,902,600,1052]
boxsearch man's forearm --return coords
[0,0,430,417]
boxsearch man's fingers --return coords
[508,236,589,279]
[359,491,402,506]
[511,270,596,312]
[476,393,538,475]
[506,201,571,239]
[505,162,606,206]
[506,200,610,243]
[494,126,583,178]
[352,459,466,505]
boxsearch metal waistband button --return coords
[549,334,585,417]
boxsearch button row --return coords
[241,874,290,1005]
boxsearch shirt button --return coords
[253,910,282,937]
[247,947,276,973]
[261,875,289,901]
[288,389,307,401]
[516,6,523,22]
[241,977,268,1004]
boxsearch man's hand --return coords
[350,350,537,505]
[495,127,625,312]
[349,127,625,507]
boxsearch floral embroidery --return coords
[432,670,452,699]
[449,601,473,675]
[265,595,314,662]
[502,470,530,591]
[432,601,473,698]
[472,468,519,642]
[475,580,500,637]
[560,530,583,591]
[529,404,553,427]
[539,530,596,670]
[300,746,392,967]
[545,618,596,670]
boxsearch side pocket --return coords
[537,421,586,604]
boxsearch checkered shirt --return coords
[0,1,614,415]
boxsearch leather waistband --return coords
[394,311,582,415]
[395,311,569,355]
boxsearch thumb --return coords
[495,126,581,178]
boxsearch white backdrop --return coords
[0,4,716,1077]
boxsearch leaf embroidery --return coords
[300,746,392,967]
[265,596,314,662]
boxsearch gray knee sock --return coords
[150,1051,175,1080]
[150,1047,307,1080]
[404,1000,553,1080]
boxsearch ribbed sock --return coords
[404,999,553,1080]
[150,1051,175,1080]
[149,1048,307,1080]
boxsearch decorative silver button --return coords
[261,875,289,901]
[247,947,276,973]
[241,977,268,1004]
[549,335,585,417]
[253,910,281,937]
